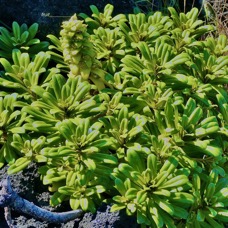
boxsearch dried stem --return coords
[4,206,15,228]
[0,177,83,224]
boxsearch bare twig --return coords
[4,206,15,228]
[0,177,83,224]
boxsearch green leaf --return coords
[50,192,67,207]
[197,209,206,222]
[70,197,80,210]
[80,198,89,211]
[110,204,126,212]
[8,157,31,174]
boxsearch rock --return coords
[77,203,139,228]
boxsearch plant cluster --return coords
[0,4,228,227]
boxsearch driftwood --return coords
[0,177,83,227]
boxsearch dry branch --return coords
[0,177,83,225]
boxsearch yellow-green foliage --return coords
[0,4,228,227]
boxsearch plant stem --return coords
[0,177,83,224]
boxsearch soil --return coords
[0,162,140,228]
